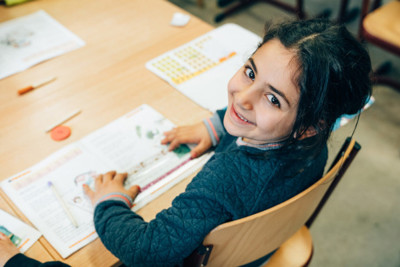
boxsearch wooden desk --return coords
[0,0,213,265]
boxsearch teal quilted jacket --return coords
[94,110,327,267]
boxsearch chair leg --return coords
[259,0,305,19]
[372,61,400,93]
[215,0,257,23]
[197,0,204,8]
[318,0,359,24]
[214,0,305,23]
[374,76,400,92]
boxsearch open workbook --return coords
[1,104,212,258]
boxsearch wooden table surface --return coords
[0,0,213,265]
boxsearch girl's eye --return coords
[267,94,281,108]
[245,67,255,81]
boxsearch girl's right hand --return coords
[161,122,212,158]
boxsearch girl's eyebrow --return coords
[249,58,258,74]
[268,84,291,107]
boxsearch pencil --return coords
[17,76,57,95]
[45,109,81,133]
[48,181,79,228]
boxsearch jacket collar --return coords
[236,137,284,151]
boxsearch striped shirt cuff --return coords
[94,192,133,209]
[203,112,225,146]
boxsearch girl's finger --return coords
[128,185,141,199]
[114,173,128,183]
[0,232,7,240]
[161,130,176,144]
[82,184,94,199]
[163,129,174,136]
[190,143,206,158]
[103,171,116,182]
[160,136,171,145]
[95,174,103,188]
[168,139,181,151]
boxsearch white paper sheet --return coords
[146,23,262,112]
[0,10,85,80]
[1,104,212,258]
[0,209,41,253]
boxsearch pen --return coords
[17,76,57,95]
[45,109,82,133]
[48,181,79,228]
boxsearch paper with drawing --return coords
[0,10,85,80]
[1,104,211,258]
[0,209,41,253]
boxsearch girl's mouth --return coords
[230,105,255,125]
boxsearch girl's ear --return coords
[302,126,317,139]
[295,126,317,140]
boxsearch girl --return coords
[37,18,370,267]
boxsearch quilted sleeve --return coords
[4,253,70,267]
[93,163,232,267]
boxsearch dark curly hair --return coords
[258,18,372,154]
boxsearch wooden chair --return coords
[359,0,400,92]
[184,137,361,266]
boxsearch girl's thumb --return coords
[129,185,141,198]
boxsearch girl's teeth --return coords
[237,113,248,122]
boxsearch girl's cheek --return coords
[227,77,235,95]
[227,73,242,94]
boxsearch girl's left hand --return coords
[83,171,140,205]
[161,122,212,158]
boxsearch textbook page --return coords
[1,104,211,258]
[146,23,262,112]
[1,143,112,258]
[0,209,41,253]
[0,10,85,80]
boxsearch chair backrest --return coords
[185,138,360,267]
[359,0,400,56]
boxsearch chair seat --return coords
[264,226,313,267]
[363,1,400,48]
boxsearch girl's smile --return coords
[230,104,256,125]
[224,39,300,145]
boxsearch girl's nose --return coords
[236,86,257,110]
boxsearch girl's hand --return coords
[83,171,140,206]
[0,233,19,267]
[161,122,212,158]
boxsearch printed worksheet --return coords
[0,209,41,253]
[1,104,212,258]
[146,23,262,111]
[0,10,85,80]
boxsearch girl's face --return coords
[224,39,300,145]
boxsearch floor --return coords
[168,0,400,266]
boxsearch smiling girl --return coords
[81,18,372,266]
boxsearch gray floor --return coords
[168,0,400,266]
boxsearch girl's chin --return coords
[223,120,242,137]
[223,123,238,137]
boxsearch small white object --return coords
[170,12,190,27]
